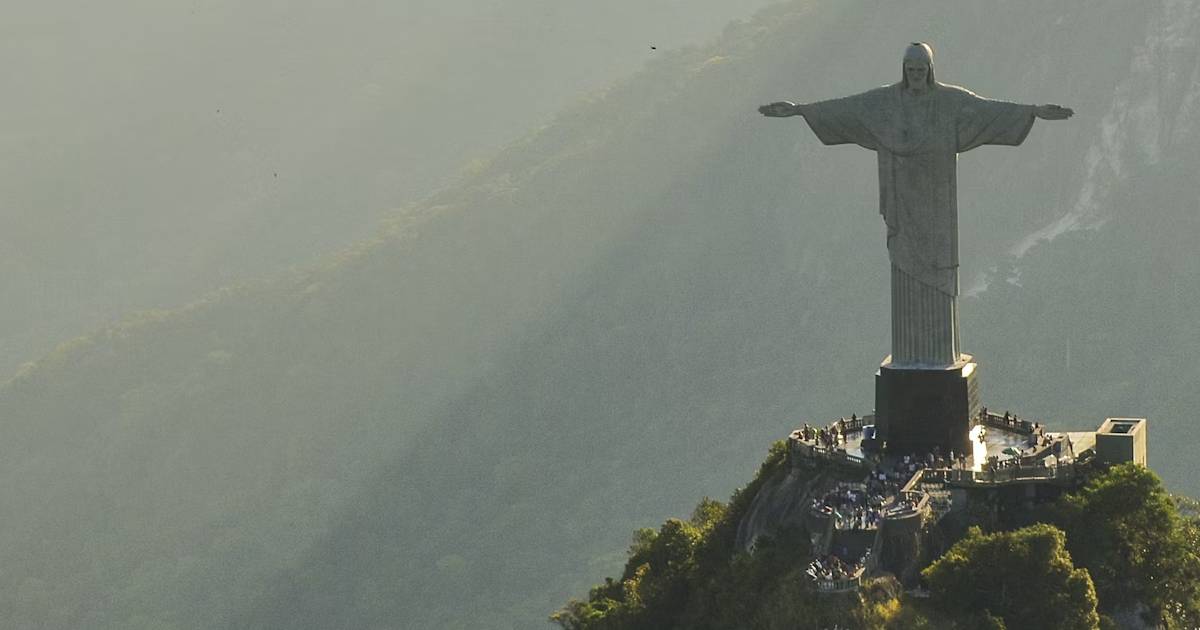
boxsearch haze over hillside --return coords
[3,0,1200,628]
[0,0,772,375]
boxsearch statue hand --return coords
[1035,104,1074,120]
[758,101,802,117]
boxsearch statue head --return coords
[901,42,935,91]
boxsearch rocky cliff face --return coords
[735,461,834,551]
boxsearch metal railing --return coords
[979,411,1038,436]
[936,464,1074,485]
[883,490,929,521]
[813,567,865,593]
[788,435,869,467]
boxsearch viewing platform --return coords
[786,409,1147,593]
[786,408,1113,483]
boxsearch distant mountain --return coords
[0,0,774,375]
[2,0,1199,628]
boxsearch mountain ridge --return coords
[3,1,1200,628]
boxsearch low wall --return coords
[788,436,869,469]
[980,411,1037,436]
[815,573,862,593]
[938,465,1073,486]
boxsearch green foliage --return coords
[689,497,728,531]
[556,453,1200,630]
[557,450,1108,630]
[1052,463,1200,627]
[553,443,808,630]
[554,506,834,630]
[922,524,1099,630]
[6,0,1200,628]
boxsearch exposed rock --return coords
[735,461,834,551]
[1108,604,1157,630]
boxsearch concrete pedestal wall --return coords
[876,354,980,456]
[1095,417,1148,466]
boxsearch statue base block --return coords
[875,354,980,456]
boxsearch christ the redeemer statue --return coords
[760,43,1072,367]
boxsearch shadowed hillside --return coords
[2,0,1199,628]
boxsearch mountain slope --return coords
[0,0,776,375]
[2,0,1199,628]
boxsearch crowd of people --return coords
[806,553,866,584]
[885,494,924,517]
[797,409,1066,476]
[793,411,1085,594]
[812,482,886,530]
[811,451,936,529]
[869,453,929,487]
[795,421,847,451]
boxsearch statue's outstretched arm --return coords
[758,101,804,118]
[1034,104,1073,120]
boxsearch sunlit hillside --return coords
[0,0,773,376]
[2,0,1199,628]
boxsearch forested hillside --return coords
[0,0,772,375]
[3,0,1200,628]
[554,457,1200,629]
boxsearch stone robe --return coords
[799,83,1035,365]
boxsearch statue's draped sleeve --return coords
[954,91,1037,152]
[798,90,886,151]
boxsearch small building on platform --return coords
[1094,417,1148,466]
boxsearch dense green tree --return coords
[556,460,1200,630]
[922,524,1099,630]
[1052,463,1200,627]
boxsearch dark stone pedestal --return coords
[875,354,980,456]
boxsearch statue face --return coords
[903,60,929,89]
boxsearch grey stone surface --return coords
[760,42,1073,366]
[735,465,833,551]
